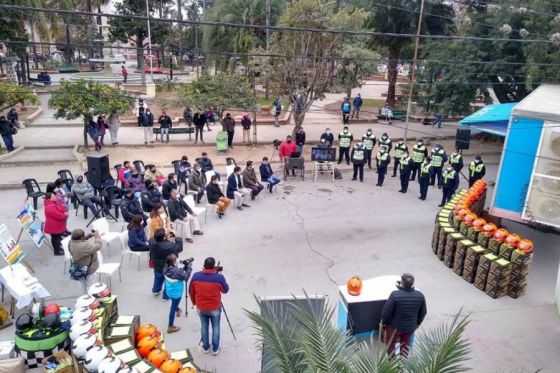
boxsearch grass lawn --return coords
[362,98,388,108]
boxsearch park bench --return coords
[58,66,80,73]
[153,126,195,140]
[378,108,407,121]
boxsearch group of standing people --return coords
[86,112,121,150]
[340,94,364,124]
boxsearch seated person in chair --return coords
[71,175,106,217]
[127,214,149,252]
[259,157,281,192]
[206,175,231,219]
[188,165,207,204]
[177,156,192,191]
[148,203,175,239]
[142,180,163,212]
[121,188,147,223]
[167,189,203,244]
[197,152,221,180]
[162,173,178,202]
[226,166,251,211]
[242,161,264,200]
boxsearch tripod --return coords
[197,302,237,347]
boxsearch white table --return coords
[0,264,50,309]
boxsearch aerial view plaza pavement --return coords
[0,1,560,372]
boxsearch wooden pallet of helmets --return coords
[432,180,535,299]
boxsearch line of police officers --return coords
[327,127,486,206]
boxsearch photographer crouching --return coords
[163,254,193,334]
[189,257,229,355]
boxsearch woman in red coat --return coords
[44,192,68,256]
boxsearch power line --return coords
[0,4,558,44]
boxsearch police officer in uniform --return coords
[377,133,392,173]
[449,148,464,173]
[398,151,412,193]
[418,156,433,200]
[375,147,391,186]
[409,138,428,181]
[469,155,486,187]
[362,129,376,169]
[439,163,459,207]
[430,144,448,188]
[337,126,353,165]
[392,138,408,177]
[351,142,366,182]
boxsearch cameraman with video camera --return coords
[163,253,193,334]
[189,257,229,355]
[149,228,183,301]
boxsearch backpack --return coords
[334,168,342,179]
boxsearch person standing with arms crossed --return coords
[352,93,363,119]
[351,142,366,182]
[392,138,408,177]
[361,129,376,169]
[409,138,427,181]
[418,156,433,201]
[381,273,427,357]
[439,163,459,207]
[375,147,390,187]
[398,151,412,193]
[469,155,486,187]
[337,126,353,165]
[189,257,229,355]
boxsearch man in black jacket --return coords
[167,189,203,243]
[381,273,427,357]
[205,175,231,218]
[149,228,183,300]
[141,180,163,212]
[162,173,178,201]
[197,152,221,180]
[0,116,15,152]
[121,189,146,223]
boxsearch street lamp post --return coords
[146,0,154,82]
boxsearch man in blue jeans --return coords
[189,257,229,355]
[149,228,183,301]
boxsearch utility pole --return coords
[403,0,426,141]
[265,0,271,51]
[146,0,154,82]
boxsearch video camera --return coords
[273,139,281,150]
[216,260,224,273]
[180,257,194,271]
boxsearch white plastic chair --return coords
[61,236,72,274]
[184,179,198,197]
[206,170,225,193]
[203,191,218,218]
[225,165,236,178]
[183,194,207,223]
[118,230,146,271]
[95,251,121,286]
[91,217,121,257]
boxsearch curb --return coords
[0,146,25,162]
[24,107,43,126]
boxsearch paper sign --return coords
[0,224,25,265]
[16,202,46,247]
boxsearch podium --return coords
[337,275,400,338]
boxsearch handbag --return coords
[11,127,17,135]
[68,261,89,280]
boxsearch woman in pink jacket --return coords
[44,192,68,256]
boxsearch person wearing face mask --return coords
[449,148,464,173]
[418,156,433,201]
[188,165,207,204]
[121,188,147,223]
[409,138,428,181]
[142,179,163,212]
[430,144,448,188]
[392,138,408,177]
[361,129,376,169]
[197,152,221,180]
[242,161,264,199]
[351,142,366,182]
[439,163,459,207]
[375,147,391,186]
[468,155,485,187]
[226,166,252,210]
[341,97,351,124]
[71,175,106,217]
[126,169,146,199]
[337,126,353,165]
[295,127,306,156]
[148,203,175,238]
[398,151,413,193]
[167,189,204,243]
[206,175,231,218]
[127,214,149,252]
[177,155,192,192]
[141,108,154,145]
[278,135,298,175]
[162,173,178,202]
[259,157,281,192]
[377,133,392,174]
[222,112,236,148]
[145,166,165,186]
[320,128,334,147]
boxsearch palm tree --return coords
[246,295,470,373]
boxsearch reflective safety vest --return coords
[442,169,456,184]
[362,135,376,150]
[431,148,446,167]
[420,162,432,177]
[352,147,365,161]
[469,161,484,177]
[376,152,389,162]
[339,132,353,148]
[412,144,426,163]
[395,143,407,158]
[379,137,391,151]
[450,153,462,165]
[399,156,411,171]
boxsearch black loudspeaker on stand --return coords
[455,129,471,150]
[87,154,112,188]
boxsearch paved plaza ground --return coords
[0,83,558,372]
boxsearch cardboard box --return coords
[487,238,502,255]
[41,351,78,373]
[498,244,515,261]
[466,227,479,242]
[444,233,463,267]
[476,233,492,250]
[459,222,470,235]
[474,254,498,291]
[462,245,486,283]
[437,227,455,260]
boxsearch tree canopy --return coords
[177,73,257,117]
[0,82,39,112]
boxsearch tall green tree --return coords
[108,0,172,74]
[0,81,39,112]
[49,80,134,147]
[177,73,257,117]
[246,295,471,373]
[365,0,455,107]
